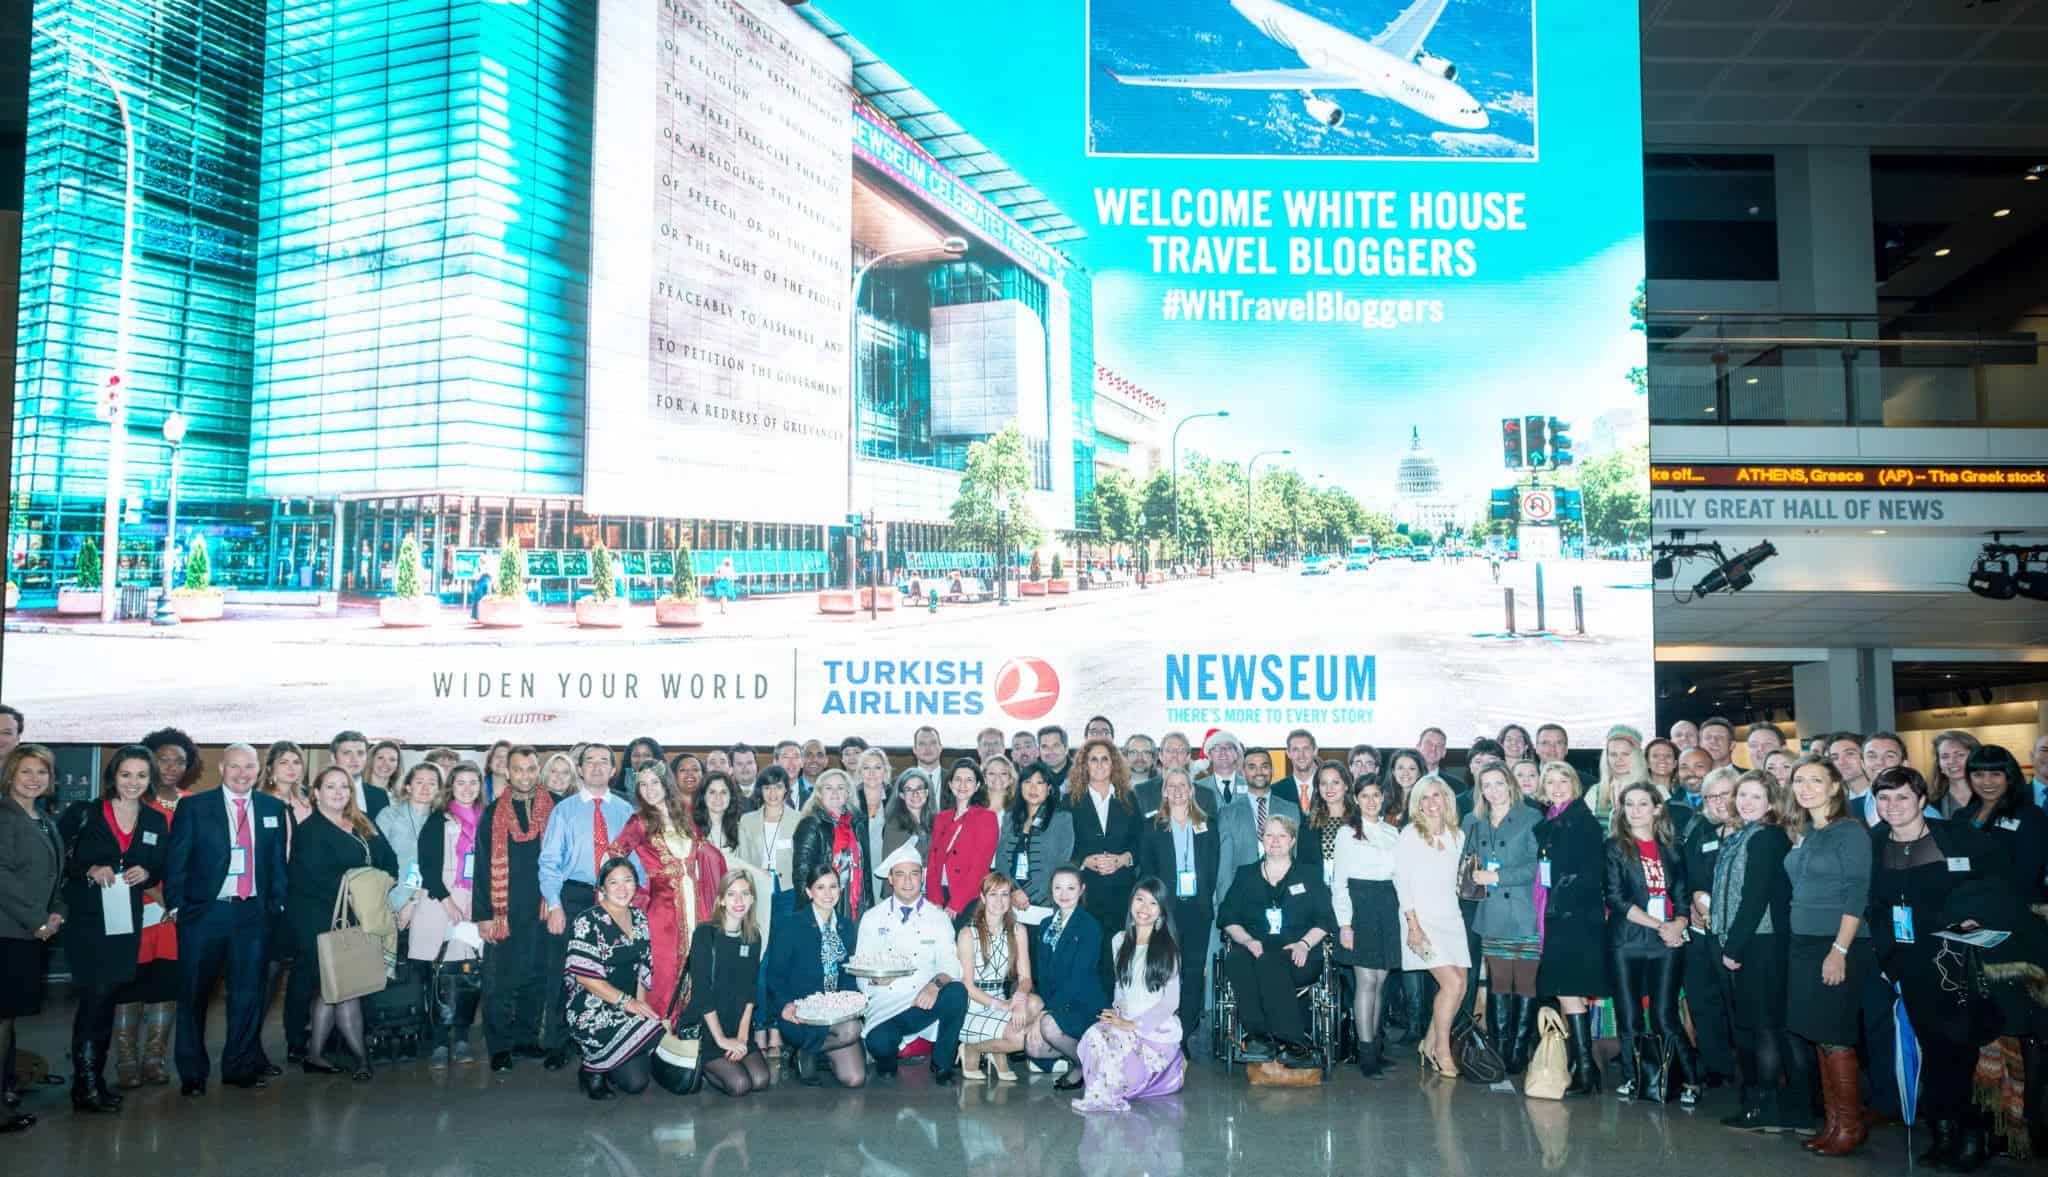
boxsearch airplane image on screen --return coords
[1107,0,1489,132]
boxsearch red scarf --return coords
[832,811,865,918]
[481,788,553,943]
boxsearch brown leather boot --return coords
[1808,1046,1868,1156]
[112,1004,144,1090]
[141,1003,175,1086]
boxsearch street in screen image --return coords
[1090,0,1537,159]
[5,554,1649,746]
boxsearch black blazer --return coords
[1959,799,2046,902]
[791,812,865,923]
[164,788,290,919]
[1217,858,1336,947]
[283,815,399,953]
[58,801,169,987]
[1136,819,1222,914]
[1719,825,1791,966]
[1067,788,1141,887]
[1534,799,1604,929]
[361,782,391,822]
[1680,816,1725,910]
[764,903,859,1015]
[1602,834,1688,950]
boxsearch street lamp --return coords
[41,25,142,624]
[1170,410,1229,565]
[151,411,189,626]
[1136,508,1148,590]
[1244,448,1289,572]
[996,503,1009,607]
[838,235,969,600]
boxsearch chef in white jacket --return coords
[855,842,970,1084]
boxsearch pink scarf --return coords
[450,802,483,881]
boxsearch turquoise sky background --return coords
[827,0,1647,507]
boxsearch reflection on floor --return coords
[7,1009,1923,1176]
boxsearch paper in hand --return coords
[102,879,135,936]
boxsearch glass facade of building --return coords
[249,0,596,501]
[1066,273,1097,531]
[11,0,267,589]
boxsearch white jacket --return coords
[1330,821,1401,927]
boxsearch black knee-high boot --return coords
[1563,1012,1602,1096]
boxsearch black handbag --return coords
[431,941,483,1029]
[1635,1034,1672,1102]
[1450,1008,1506,1084]
[650,941,702,1095]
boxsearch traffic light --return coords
[96,372,127,422]
[1500,418,1523,469]
[1557,488,1583,521]
[1488,488,1515,521]
[1524,415,1548,468]
[1548,417,1574,466]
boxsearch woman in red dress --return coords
[928,759,999,916]
[607,764,727,1021]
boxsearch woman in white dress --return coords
[955,872,1040,1081]
[1071,878,1184,1113]
[1392,773,1470,1078]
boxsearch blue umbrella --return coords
[1892,982,1921,1153]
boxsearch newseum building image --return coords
[9,0,1094,604]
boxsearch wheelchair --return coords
[1210,940,1341,1074]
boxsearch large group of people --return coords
[0,701,2042,1169]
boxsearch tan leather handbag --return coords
[1247,1059,1321,1087]
[1521,1006,1570,1100]
[317,879,388,1004]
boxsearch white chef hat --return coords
[877,841,924,878]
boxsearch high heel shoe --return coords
[988,1049,1017,1083]
[301,1056,343,1075]
[959,1043,986,1082]
[351,1054,373,1082]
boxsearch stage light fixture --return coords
[1969,550,2018,600]
[1694,541,1777,597]
[1651,553,1674,579]
[2015,550,2048,602]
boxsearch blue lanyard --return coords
[1172,819,1194,873]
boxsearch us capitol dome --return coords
[1393,427,1461,534]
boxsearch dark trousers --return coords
[483,921,556,1054]
[1682,931,1736,1078]
[1611,944,1686,1040]
[866,982,968,1070]
[174,898,272,1082]
[1224,942,1316,1045]
[547,881,595,1051]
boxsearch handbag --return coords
[1635,1034,1672,1103]
[317,878,389,1004]
[1451,1008,1506,1084]
[650,937,702,1095]
[431,941,483,1029]
[1247,1059,1321,1087]
[1456,851,1487,903]
[1522,1006,1570,1099]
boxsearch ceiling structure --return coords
[1654,589,2048,649]
[1641,0,2048,149]
[1657,656,2048,725]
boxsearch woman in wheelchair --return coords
[1217,816,1335,1068]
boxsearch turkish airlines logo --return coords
[994,657,1060,721]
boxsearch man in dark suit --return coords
[163,743,288,1095]
[329,729,389,820]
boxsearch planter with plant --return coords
[57,538,104,615]
[476,536,530,627]
[1019,550,1048,596]
[1046,551,1071,595]
[655,539,703,627]
[171,535,225,620]
[377,534,439,627]
[574,541,629,627]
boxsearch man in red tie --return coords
[163,743,288,1096]
[537,743,640,1070]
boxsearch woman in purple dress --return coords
[1071,877,1184,1113]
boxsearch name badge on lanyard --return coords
[461,851,475,883]
[1539,859,1552,887]
[1177,868,1197,898]
[229,846,248,877]
[1015,850,1030,881]
[1264,906,1283,937]
[1321,859,1333,887]
[1892,904,1914,944]
[1647,896,1668,921]
[405,863,423,890]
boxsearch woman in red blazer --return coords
[928,760,999,915]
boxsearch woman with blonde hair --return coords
[1534,759,1610,1095]
[259,740,312,824]
[1393,774,1470,1077]
[1464,760,1543,1074]
[674,872,771,1096]
[541,751,579,799]
[1594,724,1648,817]
[955,872,1040,1080]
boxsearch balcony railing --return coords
[1646,312,2047,427]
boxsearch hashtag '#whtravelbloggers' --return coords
[1162,290,1182,320]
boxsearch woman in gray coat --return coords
[1,745,68,1132]
[994,764,1074,908]
[1463,761,1542,1072]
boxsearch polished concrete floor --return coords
[6,1002,1949,1177]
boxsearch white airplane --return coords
[1108,0,1489,132]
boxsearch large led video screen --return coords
[5,0,1650,747]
